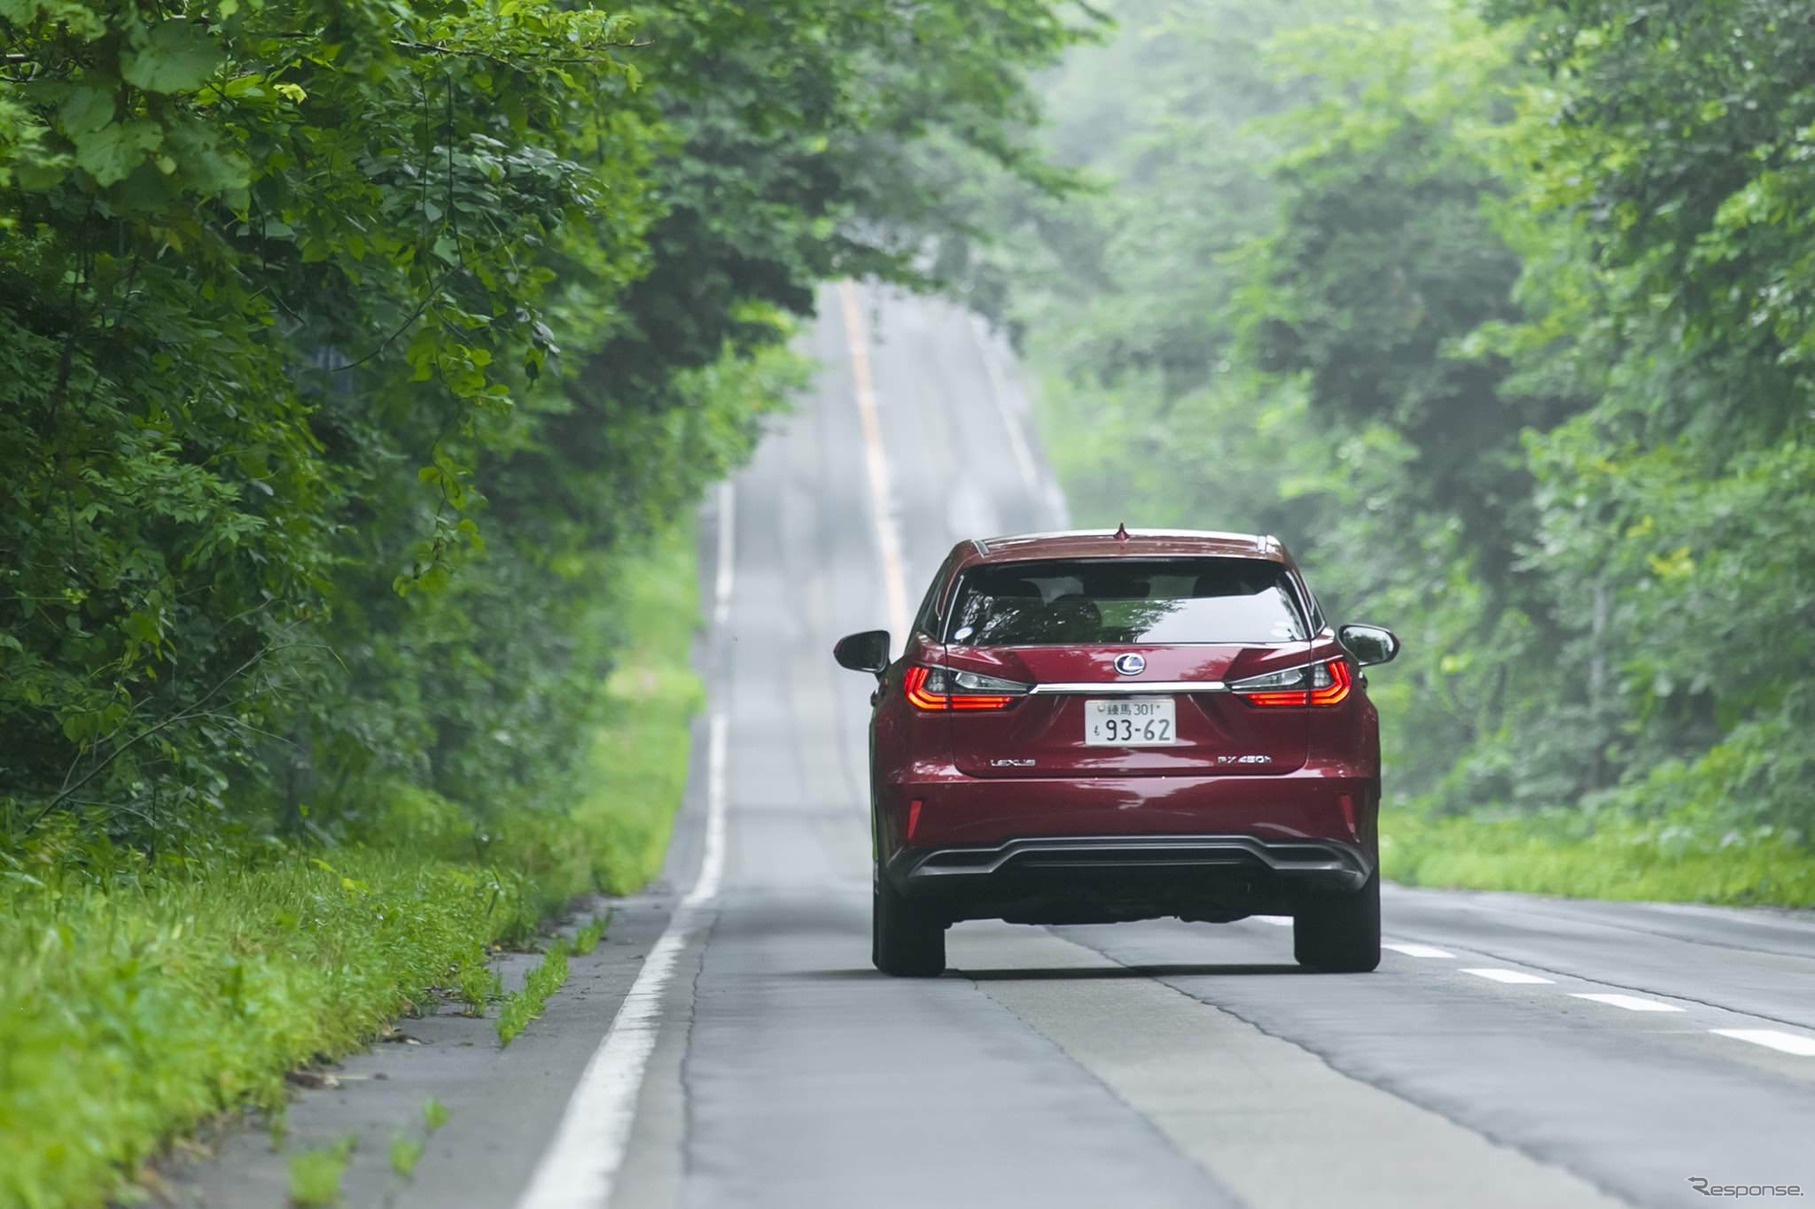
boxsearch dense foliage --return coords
[989,0,1815,850]
[0,0,1085,850]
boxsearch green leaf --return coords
[59,87,115,136]
[121,21,224,94]
[72,120,162,186]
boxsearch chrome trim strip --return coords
[1027,680,1227,695]
[893,835,1373,887]
[977,527,1269,547]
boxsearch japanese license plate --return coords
[1084,698,1176,745]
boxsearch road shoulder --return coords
[158,897,674,1209]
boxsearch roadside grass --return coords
[422,1098,449,1132]
[387,1133,423,1179]
[572,532,706,895]
[496,942,571,1046]
[1383,809,1815,907]
[387,1098,444,1181]
[287,1135,357,1207]
[456,961,503,1017]
[0,526,701,1209]
[0,849,538,1207]
[571,914,608,956]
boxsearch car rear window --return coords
[944,558,1308,646]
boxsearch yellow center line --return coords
[837,280,912,646]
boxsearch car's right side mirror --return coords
[1338,623,1401,667]
[833,629,891,675]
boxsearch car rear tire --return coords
[873,873,945,977]
[1293,868,1381,973]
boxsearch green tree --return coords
[995,0,1815,845]
[0,0,1086,848]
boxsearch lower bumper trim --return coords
[887,834,1372,924]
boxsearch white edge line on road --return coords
[839,281,911,645]
[690,712,729,905]
[967,313,1039,493]
[1710,1028,1815,1056]
[1383,942,1455,959]
[513,712,729,1209]
[712,481,735,629]
[1570,992,1684,1013]
[1462,968,1555,985]
[1251,914,1293,927]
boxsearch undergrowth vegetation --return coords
[0,848,532,1205]
[0,530,701,1209]
[1383,810,1815,908]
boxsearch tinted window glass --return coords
[945,558,1307,646]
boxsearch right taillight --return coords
[903,665,1029,711]
[1231,658,1352,707]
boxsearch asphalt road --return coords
[538,283,1815,1209]
[174,284,1815,1209]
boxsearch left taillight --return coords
[903,665,1029,712]
[1230,658,1352,707]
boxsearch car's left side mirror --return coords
[833,629,891,675]
[1338,623,1401,667]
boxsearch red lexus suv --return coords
[834,528,1400,977]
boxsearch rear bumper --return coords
[873,766,1378,925]
[884,833,1373,925]
[878,767,1377,852]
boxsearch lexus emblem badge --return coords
[1114,653,1146,676]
